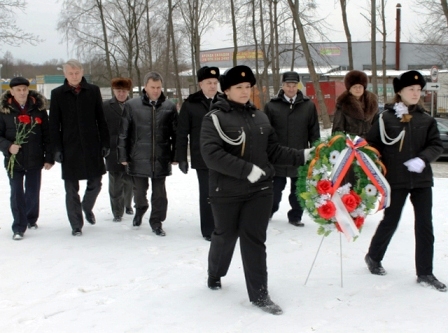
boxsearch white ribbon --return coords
[331,192,360,241]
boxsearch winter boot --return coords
[207,276,221,290]
[417,275,447,292]
[253,296,283,315]
[133,207,148,227]
[365,254,386,275]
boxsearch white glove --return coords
[304,147,316,162]
[403,157,425,173]
[247,165,266,183]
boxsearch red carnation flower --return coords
[317,200,336,219]
[34,117,42,124]
[354,216,365,229]
[316,180,332,195]
[18,115,31,124]
[342,193,358,212]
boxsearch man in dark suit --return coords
[103,78,134,222]
[49,59,110,236]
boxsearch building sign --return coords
[319,47,341,56]
[201,50,264,63]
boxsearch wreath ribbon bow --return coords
[329,135,391,240]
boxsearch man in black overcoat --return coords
[49,59,110,236]
[175,66,220,241]
[103,78,134,222]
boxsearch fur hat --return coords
[393,70,426,93]
[344,70,368,90]
[111,77,133,91]
[197,66,220,82]
[282,71,300,83]
[9,77,30,88]
[219,65,256,91]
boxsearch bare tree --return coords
[286,0,331,129]
[0,0,42,47]
[340,0,353,70]
[370,0,378,95]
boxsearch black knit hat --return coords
[282,71,300,83]
[344,70,368,90]
[197,66,220,82]
[393,70,426,93]
[219,65,256,91]
[9,77,30,88]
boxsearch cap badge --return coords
[241,72,246,77]
[210,70,216,75]
[414,75,418,80]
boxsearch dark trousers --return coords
[9,168,42,234]
[133,176,167,229]
[64,176,102,230]
[108,171,133,218]
[368,187,434,276]
[208,191,273,302]
[196,169,214,237]
[271,176,303,222]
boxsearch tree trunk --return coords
[251,0,265,107]
[371,0,378,94]
[340,0,353,70]
[287,0,330,129]
[441,0,448,27]
[96,0,113,83]
[168,0,182,108]
[230,0,238,66]
[145,0,153,70]
[381,0,387,102]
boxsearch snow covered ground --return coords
[1,161,448,332]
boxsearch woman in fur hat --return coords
[364,70,446,292]
[200,65,313,315]
[332,70,378,137]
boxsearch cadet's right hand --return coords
[54,151,63,163]
[247,164,266,183]
[179,161,189,174]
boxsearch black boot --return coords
[207,276,222,290]
[133,207,148,227]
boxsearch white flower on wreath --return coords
[337,183,351,195]
[315,194,331,207]
[365,184,377,196]
[329,150,340,164]
[393,102,408,119]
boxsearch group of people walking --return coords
[0,60,446,316]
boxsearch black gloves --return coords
[102,147,110,158]
[179,161,188,174]
[54,151,63,163]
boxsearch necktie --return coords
[290,98,294,109]
[151,101,156,107]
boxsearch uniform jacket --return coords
[366,104,443,189]
[264,89,320,177]
[332,90,378,138]
[0,90,53,171]
[49,77,110,180]
[176,90,214,169]
[103,96,128,173]
[200,94,305,200]
[117,91,177,178]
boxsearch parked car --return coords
[435,117,448,158]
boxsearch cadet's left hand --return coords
[304,147,316,162]
[403,157,425,173]
[102,147,110,158]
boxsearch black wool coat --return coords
[264,89,320,177]
[103,96,128,173]
[175,90,214,169]
[200,94,306,200]
[117,91,177,178]
[0,90,53,171]
[366,104,443,189]
[49,78,110,180]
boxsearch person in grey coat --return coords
[49,59,110,236]
[103,77,134,222]
[264,71,320,226]
[117,72,177,236]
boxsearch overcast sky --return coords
[1,0,418,65]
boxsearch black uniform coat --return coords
[201,94,305,200]
[0,90,53,170]
[264,89,320,177]
[49,78,110,180]
[117,91,177,178]
[176,90,213,169]
[366,104,443,190]
[103,96,128,173]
